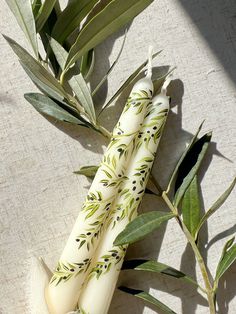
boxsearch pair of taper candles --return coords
[45,48,170,314]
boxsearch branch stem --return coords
[151,175,216,314]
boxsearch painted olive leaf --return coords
[174,132,212,207]
[5,0,38,57]
[166,121,204,193]
[122,259,198,286]
[195,177,236,240]
[65,0,154,70]
[49,36,96,122]
[114,211,175,245]
[35,0,57,32]
[80,49,95,80]
[119,287,177,314]
[182,175,201,237]
[100,51,161,114]
[4,35,67,101]
[214,237,236,288]
[74,165,99,177]
[51,0,100,44]
[24,93,87,126]
[92,30,127,96]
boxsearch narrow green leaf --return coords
[166,121,204,193]
[5,0,38,57]
[69,74,96,123]
[49,37,96,122]
[24,93,86,125]
[35,0,57,32]
[195,177,236,239]
[174,132,212,207]
[114,211,175,246]
[182,176,201,237]
[4,35,67,101]
[122,259,198,286]
[80,49,95,80]
[32,0,42,17]
[214,237,236,288]
[48,36,68,69]
[74,165,99,177]
[100,51,161,114]
[92,30,127,96]
[119,287,177,314]
[51,0,100,44]
[65,0,154,70]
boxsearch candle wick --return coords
[161,74,172,95]
[146,46,153,79]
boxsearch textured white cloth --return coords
[0,0,235,313]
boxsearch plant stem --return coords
[151,175,216,313]
[95,124,112,138]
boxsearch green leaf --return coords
[92,30,127,96]
[122,259,198,286]
[48,36,68,69]
[174,132,212,207]
[49,37,96,122]
[4,35,67,102]
[51,0,100,44]
[80,49,95,80]
[214,237,236,288]
[74,165,99,177]
[65,0,154,70]
[114,211,175,246]
[35,0,57,32]
[166,121,204,193]
[24,93,86,125]
[195,177,236,239]
[182,176,201,237]
[69,74,96,123]
[32,0,42,17]
[5,0,38,57]
[99,51,161,114]
[119,287,177,314]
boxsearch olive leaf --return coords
[51,0,100,44]
[80,49,95,80]
[65,0,154,70]
[122,260,198,286]
[182,175,201,237]
[24,93,87,126]
[99,51,162,114]
[214,237,236,289]
[174,132,212,207]
[92,30,127,96]
[49,37,96,122]
[32,0,42,17]
[166,121,204,193]
[114,211,175,246]
[5,0,38,57]
[74,165,99,177]
[194,177,236,240]
[119,287,177,314]
[35,0,57,32]
[4,35,67,101]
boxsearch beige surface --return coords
[0,0,235,313]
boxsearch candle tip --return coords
[146,45,153,79]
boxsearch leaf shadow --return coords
[216,261,236,314]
